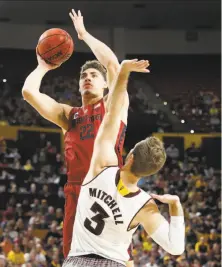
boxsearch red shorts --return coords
[63,183,81,258]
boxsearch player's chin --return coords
[82,90,92,95]
[82,89,96,96]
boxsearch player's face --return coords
[79,68,107,96]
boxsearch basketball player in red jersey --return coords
[22,9,140,266]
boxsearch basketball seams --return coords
[56,35,73,63]
[38,34,68,57]
[38,33,67,42]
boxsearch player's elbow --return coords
[22,88,37,102]
[107,60,120,75]
[22,88,31,101]
[168,244,185,255]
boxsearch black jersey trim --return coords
[82,166,119,186]
[127,197,153,232]
[114,123,127,167]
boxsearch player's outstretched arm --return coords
[136,194,185,255]
[85,60,149,179]
[22,53,71,130]
[69,9,119,88]
[69,9,131,125]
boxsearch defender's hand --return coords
[36,49,61,71]
[121,59,150,73]
[69,9,87,40]
[150,193,180,205]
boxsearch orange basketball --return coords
[37,28,74,65]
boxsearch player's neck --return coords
[120,170,139,191]
[82,95,103,107]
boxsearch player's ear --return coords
[103,80,108,89]
[125,153,134,168]
[128,154,134,166]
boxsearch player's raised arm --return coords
[69,9,119,88]
[22,53,71,131]
[86,59,149,178]
[69,9,130,123]
[135,194,185,255]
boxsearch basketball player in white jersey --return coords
[62,59,185,267]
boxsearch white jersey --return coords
[68,166,151,265]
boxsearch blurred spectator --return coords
[23,160,34,171]
[30,183,37,195]
[7,244,25,265]
[44,222,61,243]
[186,143,201,163]
[45,207,56,224]
[39,199,48,214]
[195,236,209,255]
[0,254,6,267]
[208,229,220,248]
[145,256,159,267]
[39,185,50,198]
[35,244,47,266]
[166,144,180,160]
[0,235,13,256]
[209,104,219,117]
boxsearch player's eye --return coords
[80,73,87,79]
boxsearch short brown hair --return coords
[80,60,107,80]
[130,136,166,177]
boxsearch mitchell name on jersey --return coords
[89,187,123,225]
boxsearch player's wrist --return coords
[80,30,89,40]
[36,65,49,76]
[119,65,131,75]
[170,196,180,205]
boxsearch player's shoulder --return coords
[133,200,158,228]
[140,196,159,214]
[83,165,119,186]
[61,104,81,120]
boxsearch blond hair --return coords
[131,136,166,177]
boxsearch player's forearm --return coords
[169,199,184,217]
[22,66,48,98]
[150,216,185,255]
[108,69,130,116]
[167,200,185,254]
[82,32,119,68]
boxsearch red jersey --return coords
[64,98,126,184]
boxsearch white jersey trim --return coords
[82,165,118,186]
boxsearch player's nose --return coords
[85,77,91,82]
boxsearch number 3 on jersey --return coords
[80,124,94,140]
[84,202,109,236]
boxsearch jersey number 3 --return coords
[84,202,109,235]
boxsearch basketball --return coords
[37,28,74,65]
